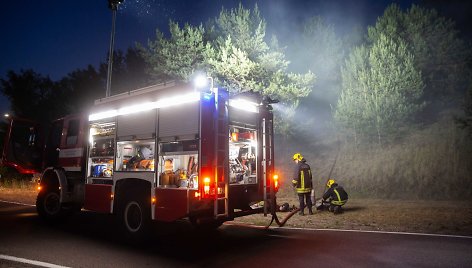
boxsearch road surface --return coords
[0,201,471,267]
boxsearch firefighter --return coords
[291,153,313,216]
[319,179,348,214]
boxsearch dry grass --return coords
[233,196,472,237]
[276,115,472,200]
[0,187,37,204]
[0,179,37,204]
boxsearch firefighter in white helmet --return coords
[291,153,313,216]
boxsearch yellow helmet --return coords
[327,179,336,188]
[292,153,303,161]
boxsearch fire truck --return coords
[2,81,279,236]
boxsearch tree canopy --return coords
[0,47,149,122]
[334,3,472,143]
[141,3,315,109]
[140,4,315,135]
[368,4,469,112]
[0,70,67,123]
[335,34,424,143]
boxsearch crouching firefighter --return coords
[291,153,313,216]
[319,179,348,214]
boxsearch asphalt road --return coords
[0,201,471,268]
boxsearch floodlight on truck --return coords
[89,92,201,121]
[229,99,259,113]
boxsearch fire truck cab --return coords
[34,81,279,236]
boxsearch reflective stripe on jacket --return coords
[292,160,312,194]
[323,184,348,205]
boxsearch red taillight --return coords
[273,174,279,190]
[203,177,211,195]
[201,177,222,198]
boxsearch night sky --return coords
[0,0,422,116]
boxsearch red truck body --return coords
[2,81,279,236]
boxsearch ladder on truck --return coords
[213,89,229,219]
[262,116,274,216]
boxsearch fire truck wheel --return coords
[36,188,64,221]
[120,197,150,238]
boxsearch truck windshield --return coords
[2,120,42,173]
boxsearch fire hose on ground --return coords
[265,206,300,228]
[264,197,324,229]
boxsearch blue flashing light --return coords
[202,93,212,101]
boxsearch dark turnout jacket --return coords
[292,159,313,194]
[323,183,348,206]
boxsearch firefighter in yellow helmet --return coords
[319,179,348,214]
[291,153,313,215]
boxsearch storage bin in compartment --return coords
[90,157,113,177]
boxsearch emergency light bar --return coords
[89,92,201,121]
[228,99,259,113]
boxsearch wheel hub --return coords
[44,192,60,215]
[124,201,142,232]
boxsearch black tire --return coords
[119,196,151,240]
[36,188,65,221]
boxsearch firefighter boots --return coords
[333,206,342,215]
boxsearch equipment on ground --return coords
[279,202,290,212]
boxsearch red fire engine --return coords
[2,81,279,236]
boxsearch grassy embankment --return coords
[0,170,37,204]
[276,114,472,200]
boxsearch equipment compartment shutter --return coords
[159,102,199,138]
[117,110,156,139]
[228,106,257,128]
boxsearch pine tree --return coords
[140,3,315,135]
[335,35,424,143]
[368,4,469,112]
[142,22,209,81]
